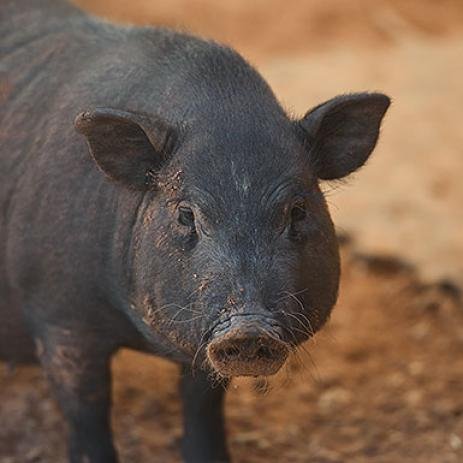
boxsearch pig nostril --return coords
[215,340,284,362]
[256,345,273,359]
[224,346,240,358]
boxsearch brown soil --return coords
[1,245,463,463]
[2,1,463,462]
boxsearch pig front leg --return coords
[180,367,230,463]
[35,328,117,463]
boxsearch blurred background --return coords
[2,1,463,462]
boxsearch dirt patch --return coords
[1,245,462,462]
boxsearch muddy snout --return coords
[207,323,289,377]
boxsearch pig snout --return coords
[206,319,289,377]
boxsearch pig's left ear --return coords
[297,93,390,180]
[75,108,175,190]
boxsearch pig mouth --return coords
[206,314,289,377]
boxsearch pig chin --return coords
[205,316,289,377]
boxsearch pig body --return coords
[0,1,390,462]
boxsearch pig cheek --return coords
[293,231,339,328]
[303,254,339,327]
[137,209,207,354]
[166,330,198,356]
[139,295,201,356]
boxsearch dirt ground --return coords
[1,1,463,462]
[2,245,463,463]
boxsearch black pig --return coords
[0,0,390,462]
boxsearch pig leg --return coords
[180,367,230,463]
[35,329,117,463]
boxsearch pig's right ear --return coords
[74,108,175,190]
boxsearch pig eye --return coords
[288,200,307,242]
[290,200,306,223]
[178,206,196,228]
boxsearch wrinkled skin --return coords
[129,122,341,361]
[0,1,390,462]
